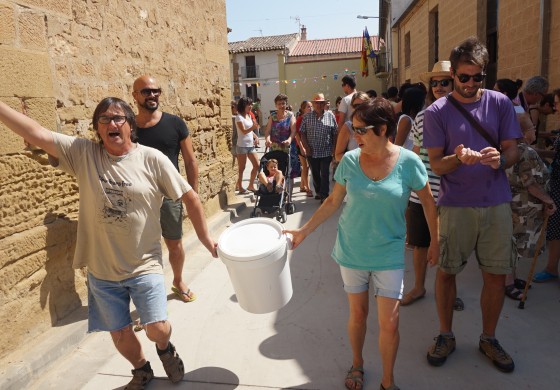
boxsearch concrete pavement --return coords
[10,145,560,389]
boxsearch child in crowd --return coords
[257,159,285,194]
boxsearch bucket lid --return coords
[218,218,286,262]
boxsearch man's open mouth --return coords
[108,131,121,138]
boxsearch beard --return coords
[140,99,159,112]
[454,83,480,99]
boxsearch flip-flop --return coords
[238,188,250,195]
[307,190,314,197]
[171,286,197,303]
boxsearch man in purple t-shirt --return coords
[423,37,522,373]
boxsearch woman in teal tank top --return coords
[284,98,439,390]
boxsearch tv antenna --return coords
[290,16,301,30]
[253,29,263,36]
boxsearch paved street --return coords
[7,144,559,389]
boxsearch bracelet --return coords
[498,154,506,169]
[455,153,462,164]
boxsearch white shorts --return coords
[339,266,404,299]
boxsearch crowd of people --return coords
[2,34,559,390]
[232,36,560,390]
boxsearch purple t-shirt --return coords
[423,89,522,207]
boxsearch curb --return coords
[0,196,252,390]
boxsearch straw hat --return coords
[420,61,452,83]
[311,92,326,102]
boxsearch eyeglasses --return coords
[455,73,486,83]
[430,79,452,87]
[98,115,127,125]
[353,125,376,135]
[136,88,162,97]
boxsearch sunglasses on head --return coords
[455,73,486,83]
[430,79,452,87]
[138,88,162,97]
[353,125,376,135]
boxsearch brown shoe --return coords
[125,362,153,390]
[158,342,185,383]
[479,337,515,372]
[427,334,456,366]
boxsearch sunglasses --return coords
[430,79,452,87]
[137,88,162,97]
[98,115,127,125]
[353,125,376,135]
[455,73,486,83]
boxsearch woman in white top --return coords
[334,91,371,163]
[235,97,259,194]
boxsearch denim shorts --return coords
[339,266,404,299]
[236,145,257,155]
[160,197,183,240]
[87,273,168,332]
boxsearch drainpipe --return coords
[538,0,550,77]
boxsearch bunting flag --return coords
[361,28,369,77]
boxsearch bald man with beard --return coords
[132,75,199,303]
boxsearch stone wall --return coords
[0,0,235,360]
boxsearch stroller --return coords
[250,149,296,223]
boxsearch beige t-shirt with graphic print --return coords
[53,132,191,281]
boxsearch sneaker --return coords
[158,342,185,383]
[479,337,515,372]
[427,334,456,366]
[125,362,154,390]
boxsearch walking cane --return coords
[518,213,549,309]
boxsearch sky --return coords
[225,0,381,42]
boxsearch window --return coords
[404,32,411,68]
[245,56,256,78]
[429,7,439,69]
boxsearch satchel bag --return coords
[447,93,501,151]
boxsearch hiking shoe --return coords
[125,362,153,390]
[158,342,185,383]
[427,334,456,366]
[479,337,515,372]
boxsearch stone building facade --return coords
[381,0,559,130]
[0,0,234,361]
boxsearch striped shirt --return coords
[409,109,440,204]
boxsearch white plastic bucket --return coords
[217,218,292,314]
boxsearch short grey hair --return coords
[523,76,549,95]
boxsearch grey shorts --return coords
[161,197,183,240]
[438,204,516,275]
[339,265,404,299]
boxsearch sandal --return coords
[306,190,314,197]
[345,366,364,390]
[505,284,524,301]
[514,278,530,290]
[533,270,559,283]
[453,297,464,311]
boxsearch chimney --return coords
[301,25,307,41]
